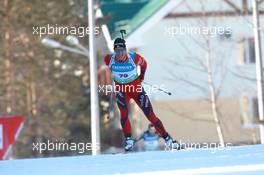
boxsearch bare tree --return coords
[3,0,14,113]
[166,1,239,145]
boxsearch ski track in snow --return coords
[0,144,264,175]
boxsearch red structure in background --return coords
[0,115,24,160]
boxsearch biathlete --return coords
[104,37,179,151]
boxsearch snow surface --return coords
[1,144,264,175]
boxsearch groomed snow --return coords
[1,144,264,175]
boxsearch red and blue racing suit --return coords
[104,51,169,139]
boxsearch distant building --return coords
[100,0,264,145]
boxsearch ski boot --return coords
[164,135,181,150]
[124,137,135,152]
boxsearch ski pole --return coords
[142,82,172,96]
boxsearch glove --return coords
[139,73,145,81]
[139,70,145,81]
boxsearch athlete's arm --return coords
[136,131,147,142]
[135,53,147,80]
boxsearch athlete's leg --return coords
[131,88,169,138]
[116,91,131,137]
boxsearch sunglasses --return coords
[114,49,126,53]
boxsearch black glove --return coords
[139,70,145,81]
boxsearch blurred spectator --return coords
[137,124,162,151]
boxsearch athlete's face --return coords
[114,48,127,60]
[148,126,156,135]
